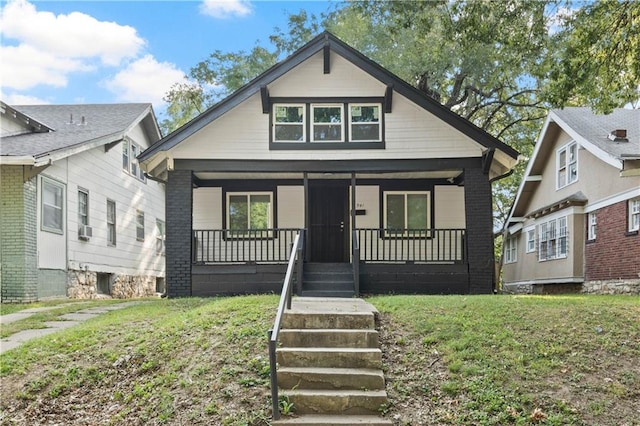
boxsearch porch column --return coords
[166,170,193,297]
[463,167,495,294]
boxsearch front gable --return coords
[141,32,518,180]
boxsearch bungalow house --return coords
[502,107,640,294]
[138,32,520,298]
[0,102,166,302]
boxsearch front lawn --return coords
[1,294,638,425]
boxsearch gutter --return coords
[0,156,35,165]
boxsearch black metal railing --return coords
[192,228,301,263]
[268,231,304,420]
[352,230,360,296]
[355,228,467,263]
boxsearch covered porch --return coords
[165,157,495,297]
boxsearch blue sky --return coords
[0,0,338,119]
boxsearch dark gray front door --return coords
[308,183,349,262]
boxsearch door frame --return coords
[307,180,350,262]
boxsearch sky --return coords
[0,0,338,120]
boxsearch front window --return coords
[136,210,145,241]
[557,141,578,189]
[505,236,517,263]
[312,104,343,142]
[629,198,640,232]
[42,177,64,234]
[227,192,273,238]
[384,191,430,237]
[525,228,536,253]
[273,104,305,142]
[350,104,381,141]
[539,216,568,261]
[107,200,116,246]
[588,212,597,240]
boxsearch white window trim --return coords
[525,226,536,253]
[538,215,568,261]
[156,219,166,256]
[382,191,431,237]
[273,104,306,142]
[311,104,344,142]
[226,192,274,237]
[629,198,640,232]
[349,103,382,142]
[136,210,145,242]
[41,176,65,234]
[122,138,147,183]
[78,188,89,227]
[505,236,517,263]
[588,212,597,240]
[107,199,116,246]
[556,141,578,190]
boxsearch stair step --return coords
[304,263,353,273]
[280,329,379,348]
[302,280,354,291]
[277,347,382,369]
[282,389,388,416]
[301,290,356,298]
[278,367,385,390]
[282,312,374,329]
[272,414,393,425]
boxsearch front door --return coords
[309,183,349,262]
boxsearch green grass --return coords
[1,294,638,425]
[370,294,640,425]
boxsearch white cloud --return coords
[200,0,253,19]
[0,0,145,91]
[1,92,50,105]
[103,55,186,107]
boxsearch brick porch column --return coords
[166,170,193,297]
[463,167,495,294]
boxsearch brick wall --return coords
[464,167,494,294]
[585,200,640,281]
[166,170,193,297]
[0,166,38,303]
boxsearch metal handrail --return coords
[352,230,360,296]
[268,231,303,420]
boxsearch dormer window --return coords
[312,104,343,142]
[350,104,381,141]
[273,105,305,142]
[557,141,577,189]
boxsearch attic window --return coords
[608,129,628,142]
[557,141,578,189]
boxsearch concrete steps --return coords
[274,298,391,425]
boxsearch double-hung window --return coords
[156,219,165,255]
[525,227,536,253]
[629,198,640,232]
[557,141,578,189]
[383,191,430,237]
[136,210,145,241]
[107,200,116,246]
[539,216,568,261]
[273,105,305,142]
[505,236,517,263]
[350,104,381,142]
[588,212,597,240]
[122,138,146,182]
[78,189,89,227]
[227,192,273,238]
[42,177,64,234]
[312,104,343,142]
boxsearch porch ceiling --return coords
[193,170,463,181]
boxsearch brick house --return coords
[502,107,640,294]
[0,102,166,302]
[138,32,520,297]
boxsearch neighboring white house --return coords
[0,102,166,302]
[502,107,640,295]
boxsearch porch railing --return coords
[355,228,467,263]
[193,228,301,263]
[352,230,360,295]
[268,231,304,420]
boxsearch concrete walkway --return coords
[0,302,142,354]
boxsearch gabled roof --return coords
[1,103,161,165]
[1,101,54,134]
[505,107,640,229]
[139,31,519,163]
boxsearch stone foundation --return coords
[581,279,640,295]
[67,269,159,299]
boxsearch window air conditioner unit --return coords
[79,225,93,240]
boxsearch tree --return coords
[544,0,640,113]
